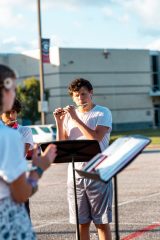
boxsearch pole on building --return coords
[37,0,45,124]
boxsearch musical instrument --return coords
[55,103,88,115]
[6,119,17,125]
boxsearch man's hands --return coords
[63,105,78,120]
[53,105,78,122]
[53,107,66,123]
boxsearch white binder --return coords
[76,135,151,182]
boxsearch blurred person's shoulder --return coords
[18,125,32,135]
[0,122,22,142]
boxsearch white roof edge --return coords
[22,46,60,66]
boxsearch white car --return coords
[28,124,56,144]
[47,124,57,140]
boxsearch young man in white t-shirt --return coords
[53,78,112,240]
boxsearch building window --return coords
[154,104,160,127]
[151,55,160,91]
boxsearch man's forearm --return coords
[72,117,109,142]
[72,118,98,140]
[56,123,66,140]
[56,130,66,140]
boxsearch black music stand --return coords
[76,135,151,240]
[41,140,101,240]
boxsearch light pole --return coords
[37,0,45,124]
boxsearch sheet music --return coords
[97,138,146,169]
[80,135,151,182]
[99,143,145,181]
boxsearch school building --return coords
[0,48,160,131]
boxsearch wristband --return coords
[35,166,44,178]
[27,178,38,196]
[36,146,44,178]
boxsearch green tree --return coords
[16,77,40,124]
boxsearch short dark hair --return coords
[12,98,21,113]
[68,78,93,96]
[0,65,16,85]
[0,64,16,112]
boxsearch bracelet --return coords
[27,178,38,196]
[35,166,44,178]
[36,146,44,178]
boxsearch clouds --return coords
[146,39,160,50]
[0,0,33,28]
[0,0,37,52]
[0,0,160,52]
[124,0,159,24]
[1,36,38,53]
[116,0,160,37]
[42,0,111,8]
[0,4,24,28]
[101,0,160,47]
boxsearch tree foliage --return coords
[16,77,40,124]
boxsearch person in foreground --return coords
[0,64,57,239]
[53,78,112,240]
[1,98,34,155]
[1,98,34,217]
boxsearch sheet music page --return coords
[96,137,149,181]
[97,138,144,169]
[102,137,128,156]
[79,135,150,182]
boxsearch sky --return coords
[1,0,160,53]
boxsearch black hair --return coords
[0,64,16,112]
[68,78,93,96]
[0,65,16,85]
[12,98,21,113]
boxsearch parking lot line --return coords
[121,223,160,240]
[118,191,160,207]
[34,219,69,230]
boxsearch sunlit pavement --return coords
[30,149,160,239]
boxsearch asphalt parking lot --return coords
[30,149,160,240]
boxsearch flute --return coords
[55,103,88,115]
[6,120,17,125]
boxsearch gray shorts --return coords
[67,178,113,224]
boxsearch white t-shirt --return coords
[63,105,112,179]
[18,125,34,150]
[0,121,27,199]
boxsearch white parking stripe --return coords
[34,219,69,229]
[34,221,157,230]
[117,191,160,207]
